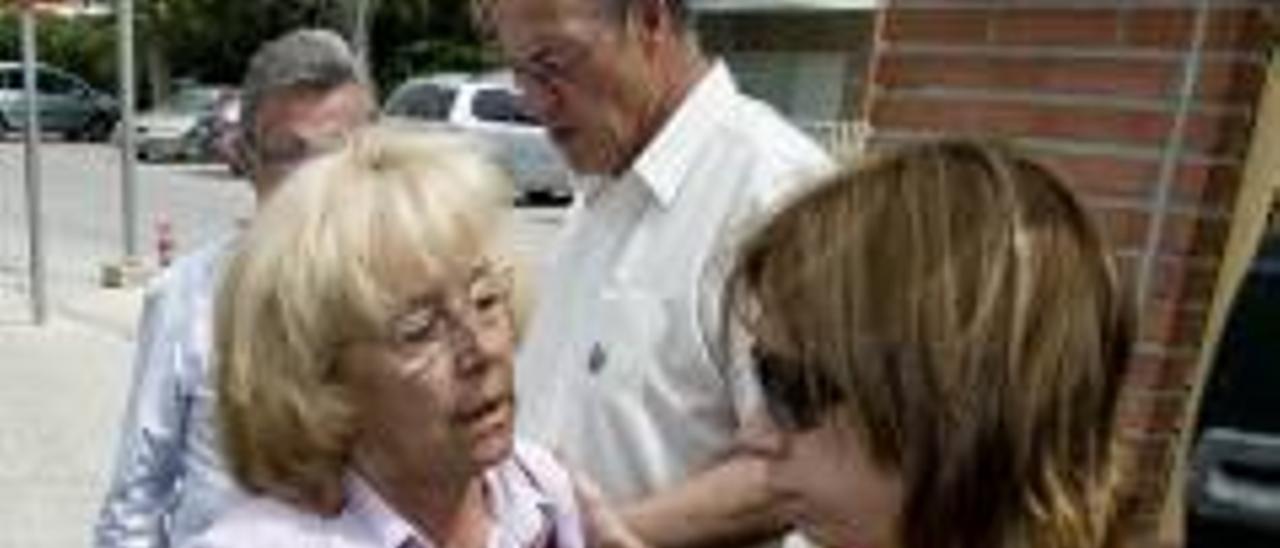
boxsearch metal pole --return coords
[353,0,373,67]
[118,0,139,258]
[21,6,48,325]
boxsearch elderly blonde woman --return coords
[187,128,583,548]
[726,140,1135,548]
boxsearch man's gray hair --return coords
[240,28,370,147]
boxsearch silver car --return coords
[0,62,117,141]
[127,86,231,162]
[383,75,572,204]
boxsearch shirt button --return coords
[588,343,607,374]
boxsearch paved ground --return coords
[0,141,567,547]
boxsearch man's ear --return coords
[625,0,675,50]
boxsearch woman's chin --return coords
[792,512,877,548]
[468,417,514,467]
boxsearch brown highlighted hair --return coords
[727,139,1133,548]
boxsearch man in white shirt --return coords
[93,29,376,548]
[485,0,834,545]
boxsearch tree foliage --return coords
[1,0,494,104]
[0,12,118,93]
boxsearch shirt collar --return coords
[487,457,559,548]
[629,60,738,209]
[343,460,558,548]
[344,472,434,548]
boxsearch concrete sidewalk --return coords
[0,288,143,547]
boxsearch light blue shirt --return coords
[95,234,246,548]
[183,441,585,548]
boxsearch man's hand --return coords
[570,468,651,548]
[617,451,790,548]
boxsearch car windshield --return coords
[385,82,456,121]
[163,88,222,113]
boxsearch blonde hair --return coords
[214,127,517,508]
[728,139,1133,548]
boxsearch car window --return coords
[0,69,16,90]
[166,88,221,113]
[386,83,456,121]
[472,88,537,126]
[37,70,76,95]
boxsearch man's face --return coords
[248,82,374,198]
[492,0,657,176]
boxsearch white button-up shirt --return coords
[95,235,247,548]
[515,62,833,503]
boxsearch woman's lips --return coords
[456,395,512,433]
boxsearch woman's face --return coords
[744,346,904,548]
[340,263,517,477]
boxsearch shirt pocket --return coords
[594,288,670,390]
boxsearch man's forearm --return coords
[619,452,790,548]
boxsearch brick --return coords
[1114,253,1220,303]
[882,8,991,45]
[1198,58,1267,104]
[1043,153,1159,201]
[1117,388,1190,434]
[1140,298,1208,350]
[1116,429,1179,482]
[870,95,1242,155]
[878,53,1180,99]
[1126,8,1195,48]
[1094,207,1230,256]
[992,9,1121,47]
[1153,256,1220,302]
[1123,352,1201,391]
[1126,7,1271,51]
[1176,161,1242,209]
[1182,108,1254,157]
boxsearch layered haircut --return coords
[727,139,1134,548]
[214,128,516,508]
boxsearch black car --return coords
[1186,216,1280,548]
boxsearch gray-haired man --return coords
[487,0,833,546]
[94,29,375,548]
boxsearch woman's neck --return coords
[354,447,492,548]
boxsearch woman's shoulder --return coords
[182,495,333,548]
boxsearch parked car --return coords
[0,61,118,141]
[382,74,572,203]
[183,89,244,174]
[125,85,231,162]
[1186,225,1280,548]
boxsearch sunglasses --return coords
[753,346,846,431]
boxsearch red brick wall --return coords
[862,1,1274,540]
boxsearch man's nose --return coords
[515,77,558,124]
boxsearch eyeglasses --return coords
[384,264,514,364]
[753,346,845,432]
[508,40,594,92]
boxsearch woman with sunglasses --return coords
[187,128,583,548]
[727,139,1135,548]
